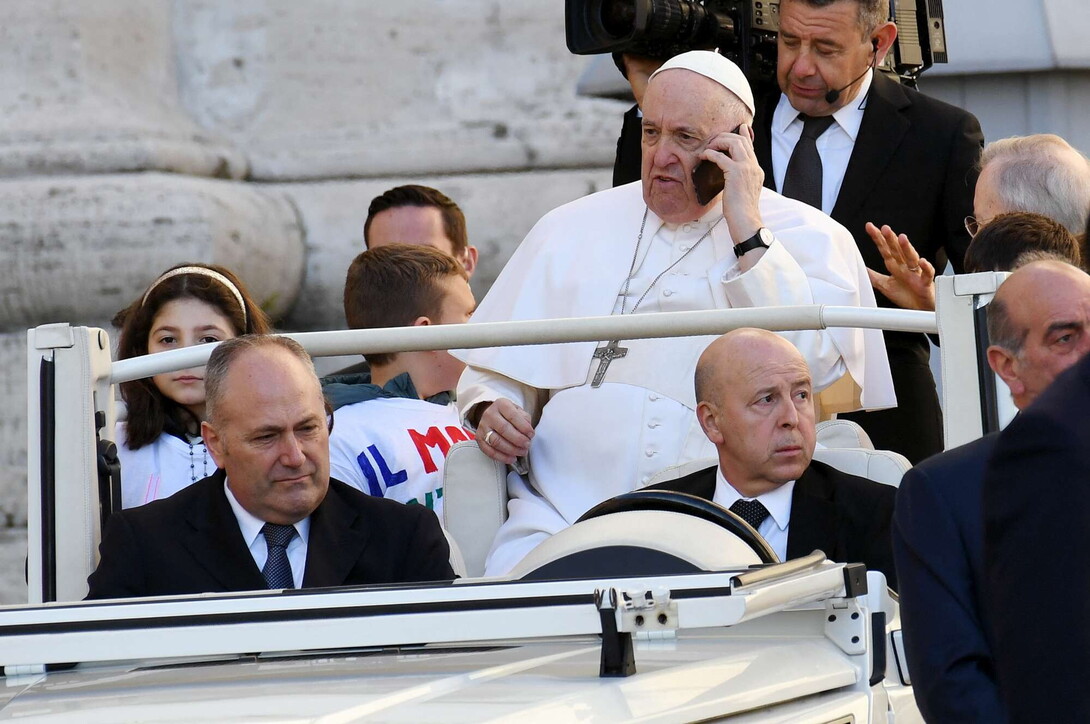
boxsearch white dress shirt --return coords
[711,467,795,562]
[224,481,310,589]
[771,70,873,215]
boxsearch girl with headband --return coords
[112,263,271,508]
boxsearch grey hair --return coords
[980,135,1090,236]
[784,0,890,34]
[1011,249,1075,269]
[204,335,318,423]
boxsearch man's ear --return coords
[411,316,432,327]
[461,246,479,278]
[202,420,225,468]
[987,345,1025,398]
[872,21,898,64]
[696,401,725,445]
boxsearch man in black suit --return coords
[87,335,454,599]
[753,0,984,464]
[893,260,1090,721]
[654,328,897,588]
[983,338,1090,721]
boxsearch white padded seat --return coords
[443,441,507,578]
[812,447,910,488]
[816,418,875,449]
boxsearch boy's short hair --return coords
[965,211,1081,273]
[343,244,468,366]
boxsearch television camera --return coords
[565,0,949,89]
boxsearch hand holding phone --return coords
[691,125,742,206]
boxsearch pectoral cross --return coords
[591,340,628,388]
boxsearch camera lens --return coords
[599,0,637,38]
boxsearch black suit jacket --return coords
[893,434,1003,722]
[984,355,1090,722]
[652,459,897,589]
[613,104,643,187]
[86,470,454,599]
[755,73,983,290]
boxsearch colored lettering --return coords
[355,450,382,497]
[370,444,408,488]
[408,427,453,473]
[356,444,408,497]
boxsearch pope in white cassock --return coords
[456,51,896,576]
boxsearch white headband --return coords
[648,50,756,116]
[142,266,249,326]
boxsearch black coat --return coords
[755,73,984,463]
[984,355,1090,722]
[893,434,1003,722]
[650,459,897,589]
[86,470,454,599]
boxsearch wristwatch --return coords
[734,227,774,258]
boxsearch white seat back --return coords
[816,419,874,449]
[443,441,507,578]
[812,447,910,488]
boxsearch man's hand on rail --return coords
[865,222,937,312]
[476,399,535,465]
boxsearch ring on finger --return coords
[906,265,921,272]
[483,429,495,446]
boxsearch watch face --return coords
[758,228,774,245]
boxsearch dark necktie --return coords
[781,114,837,210]
[729,498,771,530]
[261,522,296,589]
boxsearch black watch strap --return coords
[734,228,773,258]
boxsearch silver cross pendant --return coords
[591,340,629,388]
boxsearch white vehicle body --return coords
[0,274,1007,721]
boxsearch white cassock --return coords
[455,181,895,576]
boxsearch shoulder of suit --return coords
[804,459,896,506]
[909,433,997,478]
[872,73,979,125]
[327,477,437,520]
[116,472,224,524]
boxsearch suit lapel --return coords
[302,481,370,588]
[181,472,266,592]
[831,74,911,221]
[786,465,841,561]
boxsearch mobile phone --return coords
[691,125,742,206]
[692,159,725,206]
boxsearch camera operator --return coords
[751,0,984,463]
[612,52,672,187]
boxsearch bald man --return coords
[652,328,897,587]
[893,260,1090,721]
[981,261,1090,721]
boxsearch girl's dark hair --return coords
[113,263,272,449]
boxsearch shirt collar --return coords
[224,479,310,547]
[714,467,796,532]
[772,69,873,143]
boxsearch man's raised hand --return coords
[866,222,936,311]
